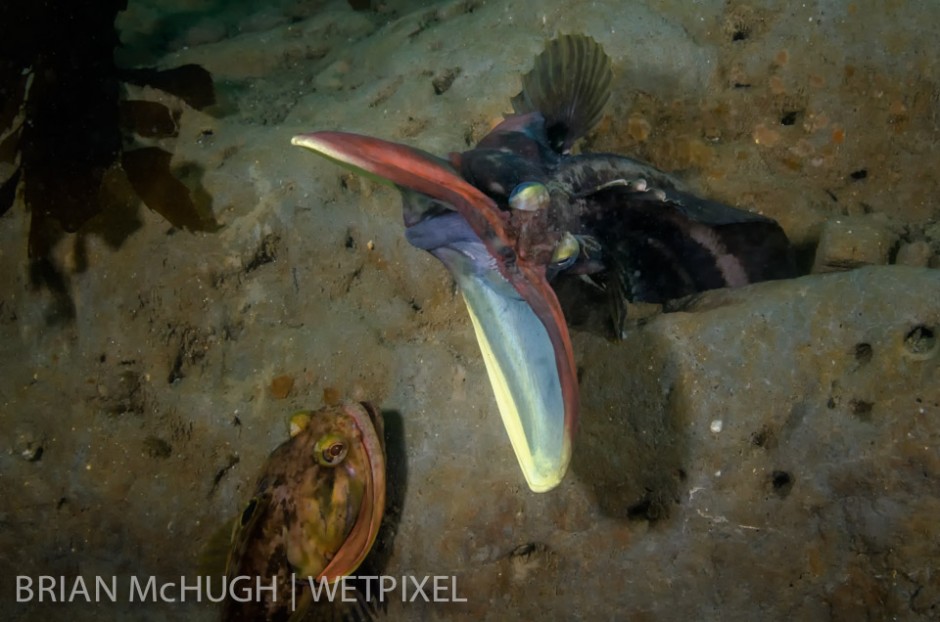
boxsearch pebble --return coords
[894,240,932,267]
[812,217,898,273]
[15,431,44,462]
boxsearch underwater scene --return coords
[1,0,938,620]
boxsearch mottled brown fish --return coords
[222,402,386,621]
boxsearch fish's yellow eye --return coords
[509,181,550,211]
[315,434,348,467]
[550,232,580,269]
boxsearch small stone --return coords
[894,241,931,267]
[270,375,294,399]
[812,217,898,273]
[15,432,43,462]
[432,67,461,95]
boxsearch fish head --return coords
[226,402,386,589]
[292,131,578,492]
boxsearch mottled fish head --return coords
[222,401,385,620]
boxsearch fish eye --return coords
[550,232,580,270]
[315,434,348,467]
[509,182,550,211]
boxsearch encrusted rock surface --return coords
[811,216,899,272]
[1,1,937,620]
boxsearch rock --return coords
[14,430,44,462]
[568,265,940,621]
[895,240,933,267]
[2,2,940,621]
[812,217,899,273]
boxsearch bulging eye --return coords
[550,232,580,270]
[314,434,348,467]
[509,182,550,211]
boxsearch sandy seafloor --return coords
[2,0,939,620]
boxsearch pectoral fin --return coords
[435,246,574,492]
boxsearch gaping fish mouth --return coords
[318,401,386,581]
[292,132,578,493]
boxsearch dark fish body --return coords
[456,34,795,334]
